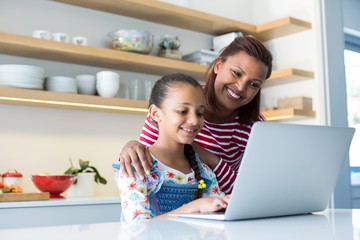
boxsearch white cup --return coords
[52,32,70,43]
[96,71,120,98]
[72,36,88,46]
[32,30,51,40]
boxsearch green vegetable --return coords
[64,158,107,185]
[0,188,11,194]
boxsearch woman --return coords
[119,36,273,194]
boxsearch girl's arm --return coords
[118,168,230,222]
[119,173,153,222]
[153,196,230,220]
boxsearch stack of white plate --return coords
[0,64,45,89]
[45,76,77,93]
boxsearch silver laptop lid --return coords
[224,122,355,220]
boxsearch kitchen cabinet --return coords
[0,196,121,228]
[0,0,315,120]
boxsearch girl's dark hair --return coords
[184,144,202,199]
[149,73,202,108]
[204,36,273,125]
[149,73,203,199]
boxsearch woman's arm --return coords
[119,140,152,180]
[119,115,158,180]
[192,144,237,194]
[212,159,237,194]
[192,144,220,169]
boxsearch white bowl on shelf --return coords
[45,76,77,93]
[96,71,120,98]
[75,74,96,95]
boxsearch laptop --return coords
[169,122,355,221]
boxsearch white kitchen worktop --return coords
[0,195,122,228]
[0,195,120,208]
[0,209,359,240]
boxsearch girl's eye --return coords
[177,109,188,115]
[232,70,242,78]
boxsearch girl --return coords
[119,36,273,194]
[115,73,229,222]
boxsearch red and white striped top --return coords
[139,114,266,194]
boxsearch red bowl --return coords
[31,175,75,198]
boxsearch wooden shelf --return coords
[0,87,316,121]
[265,68,314,87]
[261,108,316,121]
[54,0,311,40]
[0,32,314,85]
[256,17,312,41]
[0,87,148,115]
[0,86,316,121]
[0,32,208,80]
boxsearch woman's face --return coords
[213,51,268,114]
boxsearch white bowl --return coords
[96,71,119,98]
[45,76,77,93]
[78,85,96,95]
[76,74,96,95]
[96,84,119,98]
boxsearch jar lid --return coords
[2,169,23,178]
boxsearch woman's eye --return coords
[250,81,261,89]
[197,112,204,117]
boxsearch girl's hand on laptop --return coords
[196,195,231,213]
[159,195,231,219]
[119,140,152,181]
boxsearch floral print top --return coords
[114,153,224,222]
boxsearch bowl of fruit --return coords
[31,174,75,198]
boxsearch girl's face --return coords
[213,51,268,114]
[151,84,205,146]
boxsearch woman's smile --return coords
[226,86,242,100]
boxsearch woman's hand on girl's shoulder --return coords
[119,140,152,181]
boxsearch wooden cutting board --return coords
[0,192,50,202]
